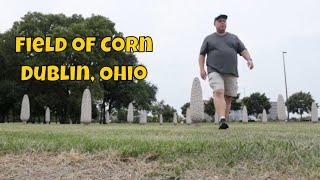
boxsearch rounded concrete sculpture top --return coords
[159,114,163,125]
[277,94,286,121]
[80,88,92,124]
[262,109,267,123]
[173,112,177,125]
[190,77,204,123]
[127,102,134,123]
[45,107,50,124]
[242,105,248,123]
[20,94,30,122]
[311,102,318,123]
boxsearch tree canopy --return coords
[0,12,157,123]
[287,91,315,120]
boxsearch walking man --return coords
[199,14,254,129]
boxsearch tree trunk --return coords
[100,100,106,124]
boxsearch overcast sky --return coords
[1,0,319,115]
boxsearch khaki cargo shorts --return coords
[208,72,238,97]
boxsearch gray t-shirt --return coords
[200,32,246,77]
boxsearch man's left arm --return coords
[240,49,254,70]
[236,35,254,70]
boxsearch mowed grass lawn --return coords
[0,122,320,179]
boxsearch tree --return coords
[151,100,176,122]
[242,92,271,117]
[0,80,18,122]
[286,91,315,120]
[181,102,190,118]
[0,12,157,123]
[204,98,215,117]
[231,93,242,111]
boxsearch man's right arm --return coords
[199,54,207,80]
[199,37,208,80]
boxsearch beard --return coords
[216,27,226,33]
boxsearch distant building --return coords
[229,110,242,121]
[205,100,279,121]
[229,101,278,121]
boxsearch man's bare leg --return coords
[224,95,232,120]
[213,90,229,129]
[213,90,226,118]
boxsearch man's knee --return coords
[214,89,224,98]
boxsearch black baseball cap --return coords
[214,14,228,23]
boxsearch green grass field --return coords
[1,122,320,179]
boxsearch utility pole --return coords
[282,51,289,121]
